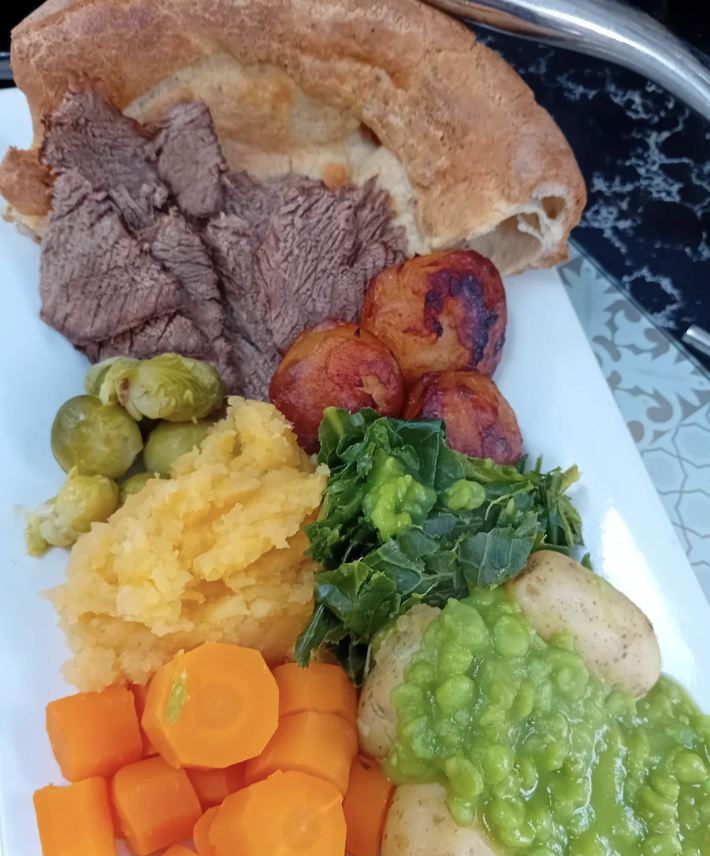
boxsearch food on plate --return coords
[193,807,219,856]
[165,846,198,856]
[111,755,202,855]
[128,681,157,756]
[96,353,223,422]
[244,709,358,794]
[26,468,119,555]
[343,756,395,856]
[361,251,507,385]
[297,407,583,682]
[382,783,495,856]
[34,778,117,856]
[269,321,404,453]
[118,472,161,505]
[51,395,143,477]
[403,371,522,464]
[509,550,661,696]
[272,662,358,722]
[142,643,279,768]
[209,769,347,856]
[2,0,584,274]
[187,765,246,811]
[47,398,328,689]
[46,684,142,781]
[143,419,214,478]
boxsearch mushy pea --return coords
[386,587,710,855]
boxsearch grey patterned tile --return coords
[559,247,710,602]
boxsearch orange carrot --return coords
[142,643,279,769]
[128,682,157,756]
[194,806,219,856]
[163,847,196,856]
[46,685,143,782]
[244,710,357,795]
[272,662,358,724]
[343,756,395,856]
[187,764,245,810]
[34,778,116,856]
[209,770,346,856]
[111,755,202,856]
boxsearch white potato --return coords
[358,604,440,758]
[382,783,496,856]
[507,550,661,697]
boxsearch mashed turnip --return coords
[47,398,328,691]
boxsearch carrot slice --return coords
[343,756,395,856]
[111,755,202,856]
[34,778,116,856]
[128,682,157,757]
[46,685,143,782]
[209,770,346,856]
[142,643,279,768]
[163,847,196,856]
[272,663,357,724]
[187,764,245,810]
[194,806,219,856]
[244,711,357,795]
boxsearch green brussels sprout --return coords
[51,395,143,479]
[99,354,223,422]
[143,420,213,478]
[85,357,138,397]
[118,471,162,505]
[26,468,119,555]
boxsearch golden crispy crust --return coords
[6,0,586,272]
[0,146,54,216]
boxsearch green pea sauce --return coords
[386,587,710,856]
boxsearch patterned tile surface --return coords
[559,248,710,602]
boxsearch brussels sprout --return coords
[26,468,119,555]
[99,354,223,422]
[51,395,143,479]
[143,420,213,478]
[118,471,162,505]
[85,357,138,397]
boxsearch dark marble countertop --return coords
[3,0,710,370]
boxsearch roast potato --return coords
[382,783,496,856]
[403,371,522,465]
[507,551,661,697]
[360,250,506,385]
[269,320,404,454]
[358,605,440,759]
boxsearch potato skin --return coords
[507,551,662,698]
[403,371,522,464]
[270,320,404,454]
[382,784,497,856]
[361,250,506,385]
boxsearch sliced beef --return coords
[41,92,168,230]
[154,102,224,220]
[40,171,184,345]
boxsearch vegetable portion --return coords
[245,710,357,795]
[186,765,245,810]
[209,770,346,856]
[194,806,219,856]
[272,662,358,723]
[34,778,117,856]
[128,682,157,757]
[296,408,583,683]
[46,685,142,781]
[111,755,202,856]
[343,756,395,856]
[143,419,213,477]
[142,643,279,768]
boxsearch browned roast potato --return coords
[360,250,506,385]
[403,371,522,464]
[270,320,404,454]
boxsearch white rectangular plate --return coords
[1,88,709,856]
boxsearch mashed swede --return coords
[47,398,328,691]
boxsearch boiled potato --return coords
[361,250,506,385]
[358,605,440,759]
[382,783,496,856]
[403,371,522,464]
[507,550,661,697]
[269,320,404,454]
